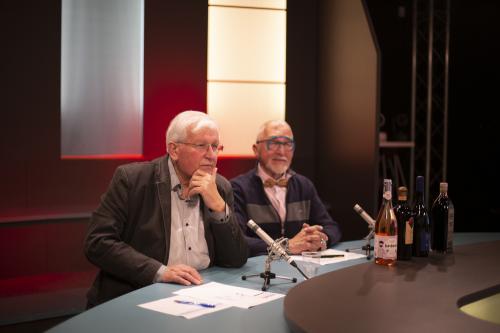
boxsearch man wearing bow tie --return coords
[231,120,341,257]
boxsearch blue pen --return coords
[174,299,216,308]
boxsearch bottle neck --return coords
[381,180,393,207]
[416,190,425,203]
[382,190,393,207]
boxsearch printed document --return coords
[174,281,284,309]
[291,249,366,265]
[138,282,284,319]
[138,294,230,319]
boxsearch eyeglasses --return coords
[176,142,224,153]
[256,136,295,152]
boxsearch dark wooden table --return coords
[284,240,500,333]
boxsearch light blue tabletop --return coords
[47,233,500,333]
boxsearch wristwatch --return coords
[283,238,290,254]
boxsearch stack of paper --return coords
[138,282,284,319]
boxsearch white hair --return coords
[166,111,219,150]
[256,119,292,141]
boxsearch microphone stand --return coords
[346,204,375,259]
[241,237,298,291]
[345,227,374,260]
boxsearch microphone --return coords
[247,220,308,279]
[247,220,293,263]
[353,204,376,226]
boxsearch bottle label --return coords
[447,205,455,250]
[405,218,414,245]
[374,235,397,259]
[383,191,392,201]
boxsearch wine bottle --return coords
[394,186,413,260]
[431,182,455,253]
[374,179,398,266]
[412,176,430,257]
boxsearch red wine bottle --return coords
[394,186,413,260]
[374,179,398,266]
[412,176,430,257]
[431,182,455,253]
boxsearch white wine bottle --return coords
[374,179,398,266]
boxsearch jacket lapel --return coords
[156,156,172,264]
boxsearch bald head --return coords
[256,120,293,142]
[253,120,294,179]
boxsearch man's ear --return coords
[168,142,179,160]
[252,144,259,158]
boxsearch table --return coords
[285,239,500,332]
[48,233,500,333]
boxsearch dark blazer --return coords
[85,155,248,307]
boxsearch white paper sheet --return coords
[138,294,231,319]
[174,282,285,309]
[291,249,366,265]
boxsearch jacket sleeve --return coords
[308,180,342,247]
[231,179,269,257]
[207,176,249,267]
[84,166,163,287]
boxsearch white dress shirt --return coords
[166,158,210,270]
[257,164,290,235]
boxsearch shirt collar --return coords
[257,163,290,184]
[168,158,200,206]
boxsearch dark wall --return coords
[365,0,414,195]
[448,1,500,232]
[0,218,93,279]
[365,0,412,142]
[365,0,500,232]
[316,0,379,240]
[143,0,208,159]
[0,1,210,220]
[0,1,116,218]
[285,0,318,181]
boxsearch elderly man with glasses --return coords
[85,111,248,308]
[231,120,341,257]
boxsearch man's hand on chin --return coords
[188,167,225,212]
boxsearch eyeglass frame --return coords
[175,141,224,153]
[256,136,295,151]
